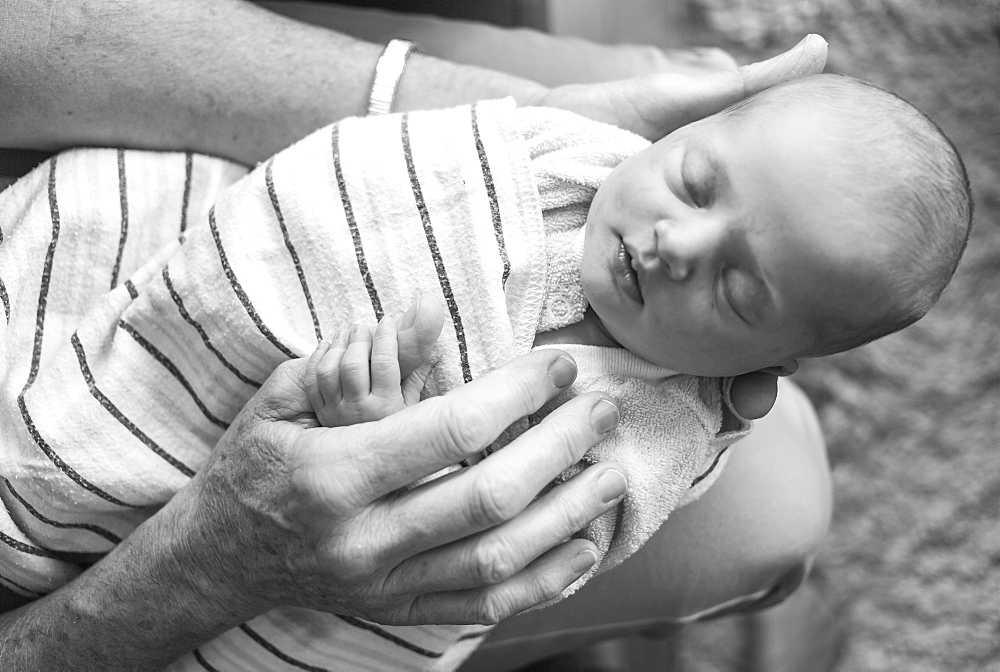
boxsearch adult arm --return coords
[0,0,826,165]
[0,350,627,670]
[0,0,549,165]
[257,1,739,84]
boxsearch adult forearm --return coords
[0,484,261,670]
[0,0,547,165]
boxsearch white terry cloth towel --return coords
[532,344,749,599]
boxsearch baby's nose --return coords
[653,219,719,281]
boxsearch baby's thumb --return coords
[396,295,445,379]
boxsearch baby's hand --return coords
[306,297,444,427]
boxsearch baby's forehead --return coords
[731,102,905,200]
[733,77,877,119]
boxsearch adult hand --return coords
[539,34,828,140]
[191,348,626,626]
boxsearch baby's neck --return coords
[533,308,620,349]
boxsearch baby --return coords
[308,72,972,427]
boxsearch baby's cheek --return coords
[579,259,598,303]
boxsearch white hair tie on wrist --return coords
[367,39,416,116]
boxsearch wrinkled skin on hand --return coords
[187,348,626,626]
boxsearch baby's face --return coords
[582,106,886,377]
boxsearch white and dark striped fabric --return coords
[0,99,746,669]
[0,99,541,670]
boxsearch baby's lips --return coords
[614,240,643,303]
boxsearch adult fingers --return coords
[396,295,445,379]
[387,460,626,594]
[378,391,619,561]
[402,538,599,626]
[662,34,828,130]
[733,33,827,94]
[321,349,584,505]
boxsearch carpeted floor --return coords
[665,1,1000,670]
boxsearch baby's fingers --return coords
[340,325,374,401]
[371,317,402,399]
[312,329,350,409]
[304,339,333,412]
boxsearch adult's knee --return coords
[759,378,832,559]
[720,378,832,583]
[652,378,832,620]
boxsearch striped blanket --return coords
[0,99,745,670]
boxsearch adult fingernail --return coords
[548,355,577,389]
[597,469,628,504]
[590,398,619,434]
[572,549,598,574]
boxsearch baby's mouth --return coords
[614,240,643,303]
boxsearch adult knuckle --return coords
[295,441,379,511]
[465,470,522,527]
[326,552,370,585]
[539,410,589,463]
[370,351,397,371]
[471,539,516,586]
[271,358,299,379]
[336,461,385,510]
[322,537,383,584]
[469,592,506,626]
[405,595,434,625]
[507,357,551,410]
[434,399,495,457]
[548,487,592,533]
[339,356,368,379]
[290,449,350,507]
[528,568,565,605]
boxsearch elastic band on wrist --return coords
[367,39,416,116]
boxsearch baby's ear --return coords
[759,359,799,377]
